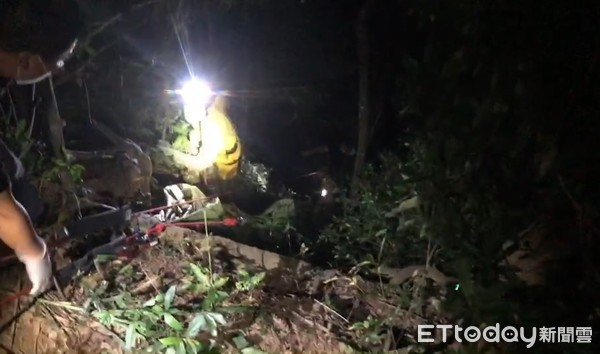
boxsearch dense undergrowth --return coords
[313,1,600,353]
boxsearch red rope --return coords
[0,193,235,266]
[0,216,239,309]
[0,286,31,316]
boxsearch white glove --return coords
[16,239,53,295]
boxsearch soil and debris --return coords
[1,224,451,354]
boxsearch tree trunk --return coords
[45,89,66,158]
[350,0,374,196]
[38,81,77,194]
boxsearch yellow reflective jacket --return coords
[200,96,241,180]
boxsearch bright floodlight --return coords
[321,188,328,197]
[177,78,213,125]
[178,78,213,105]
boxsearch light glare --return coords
[178,78,213,105]
[177,78,214,125]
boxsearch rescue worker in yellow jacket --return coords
[201,95,242,181]
[185,93,241,182]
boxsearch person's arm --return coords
[0,166,45,258]
[0,163,52,295]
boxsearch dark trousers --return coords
[12,178,44,223]
[0,138,44,223]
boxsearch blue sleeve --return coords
[0,138,16,192]
[0,138,13,192]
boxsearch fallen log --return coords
[159,225,456,286]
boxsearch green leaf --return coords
[235,271,265,292]
[249,272,265,285]
[118,264,134,275]
[124,323,137,350]
[165,285,177,310]
[232,335,249,349]
[152,304,166,315]
[143,298,156,307]
[185,313,207,337]
[160,337,182,346]
[207,312,226,326]
[184,338,202,354]
[212,275,230,289]
[93,310,114,326]
[135,320,151,336]
[189,263,211,287]
[141,310,160,324]
[241,348,268,354]
[204,314,218,337]
[114,296,127,309]
[176,341,186,354]
[202,290,229,311]
[164,313,184,331]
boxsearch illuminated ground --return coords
[1,226,413,354]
